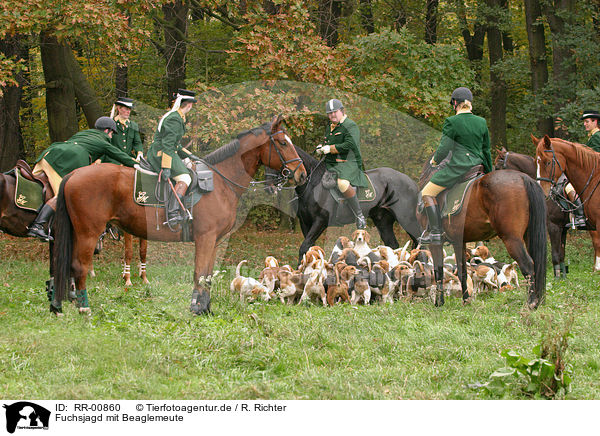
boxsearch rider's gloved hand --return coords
[316,145,331,155]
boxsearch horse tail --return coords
[523,175,547,304]
[53,173,74,304]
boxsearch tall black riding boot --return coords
[27,203,55,242]
[567,197,588,229]
[166,181,188,226]
[345,190,367,229]
[418,197,443,245]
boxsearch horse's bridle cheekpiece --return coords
[267,129,303,184]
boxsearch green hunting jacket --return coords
[586,130,600,153]
[147,110,189,176]
[430,112,492,188]
[104,118,143,164]
[35,129,137,177]
[323,117,368,188]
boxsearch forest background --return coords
[1,0,599,185]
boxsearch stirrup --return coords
[27,224,53,242]
[356,215,367,229]
[418,230,442,245]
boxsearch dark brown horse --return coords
[1,166,55,294]
[420,164,547,309]
[52,116,307,315]
[535,135,600,272]
[495,144,585,278]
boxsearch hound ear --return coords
[543,135,552,149]
[531,134,539,145]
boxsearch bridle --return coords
[264,129,303,188]
[538,145,600,210]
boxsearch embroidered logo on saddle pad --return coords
[440,176,482,217]
[328,173,377,203]
[133,171,162,207]
[14,171,44,212]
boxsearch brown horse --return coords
[535,135,600,272]
[419,164,547,309]
[495,144,585,278]
[52,116,307,315]
[1,167,55,296]
[122,233,149,286]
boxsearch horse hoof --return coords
[79,307,91,315]
[190,304,211,315]
[50,303,63,316]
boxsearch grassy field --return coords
[0,221,599,400]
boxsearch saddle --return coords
[321,170,377,203]
[133,158,214,242]
[15,160,55,203]
[418,165,485,218]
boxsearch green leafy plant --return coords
[482,313,576,399]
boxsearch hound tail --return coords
[235,260,248,278]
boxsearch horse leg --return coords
[388,202,421,248]
[190,234,218,315]
[429,243,445,306]
[71,233,99,314]
[139,238,149,284]
[123,232,133,286]
[372,211,399,249]
[454,244,471,304]
[589,230,600,272]
[298,219,327,266]
[500,236,536,306]
[547,221,564,279]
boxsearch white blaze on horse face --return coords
[595,256,600,272]
[536,157,541,184]
[284,134,293,146]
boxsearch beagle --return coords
[351,229,372,258]
[326,262,354,306]
[230,260,272,302]
[299,267,327,306]
[329,236,354,263]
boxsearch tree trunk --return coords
[544,0,577,137]
[0,35,27,171]
[162,1,189,101]
[359,0,375,34]
[424,0,439,44]
[116,64,128,98]
[456,0,486,84]
[317,0,343,47]
[65,49,104,126]
[486,0,507,149]
[524,0,553,137]
[40,31,78,143]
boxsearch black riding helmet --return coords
[94,116,118,133]
[450,87,473,107]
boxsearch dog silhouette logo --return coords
[3,402,50,433]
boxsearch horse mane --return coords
[553,137,600,174]
[203,122,272,165]
[294,145,325,188]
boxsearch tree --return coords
[0,35,27,170]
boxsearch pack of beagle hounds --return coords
[230,230,520,306]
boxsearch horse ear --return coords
[543,135,552,149]
[271,114,285,132]
[530,134,539,146]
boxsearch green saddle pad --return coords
[330,173,377,203]
[440,176,481,217]
[133,170,162,207]
[14,171,43,212]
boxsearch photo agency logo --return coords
[2,402,50,433]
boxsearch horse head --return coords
[535,135,566,196]
[260,115,307,186]
[493,146,508,170]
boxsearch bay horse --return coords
[535,135,600,272]
[419,163,547,309]
[495,144,577,278]
[273,146,422,265]
[1,166,55,290]
[52,116,307,315]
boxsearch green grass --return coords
[1,223,599,399]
